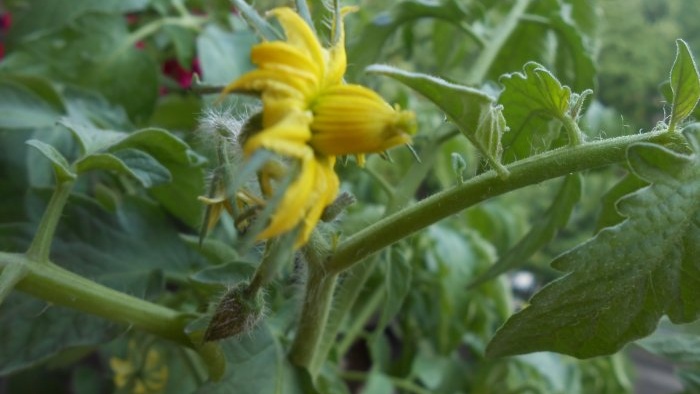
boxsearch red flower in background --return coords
[0,12,12,59]
[161,58,201,93]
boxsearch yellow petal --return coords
[205,202,224,231]
[296,156,339,245]
[221,69,309,100]
[258,160,286,197]
[257,155,317,239]
[261,95,306,127]
[252,41,321,80]
[310,84,416,155]
[268,8,325,79]
[109,358,134,388]
[244,110,313,158]
[324,7,357,86]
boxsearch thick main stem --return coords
[327,130,684,275]
[0,252,193,346]
[289,264,338,375]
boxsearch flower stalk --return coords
[288,232,338,375]
[289,266,338,375]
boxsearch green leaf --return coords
[92,47,159,124]
[109,127,194,163]
[637,331,700,364]
[375,248,412,337]
[362,372,394,394]
[59,120,206,226]
[567,0,599,39]
[419,225,500,352]
[411,342,454,390]
[114,128,206,228]
[180,234,240,266]
[112,149,171,187]
[499,62,572,162]
[488,0,596,92]
[0,194,205,374]
[551,12,597,93]
[196,325,286,394]
[75,149,171,188]
[58,118,126,155]
[149,95,202,131]
[669,39,700,130]
[0,81,62,129]
[469,174,581,289]
[189,262,256,287]
[346,0,472,80]
[0,294,118,376]
[25,140,77,182]
[6,13,158,123]
[197,24,257,85]
[6,0,143,41]
[487,138,700,358]
[0,74,66,114]
[595,174,648,232]
[150,164,205,228]
[63,87,132,130]
[366,64,494,146]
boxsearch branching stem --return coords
[0,252,193,346]
[327,130,684,275]
[26,180,75,263]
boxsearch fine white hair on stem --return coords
[198,106,245,153]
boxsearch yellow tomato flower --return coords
[110,341,168,394]
[222,7,416,246]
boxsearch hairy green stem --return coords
[0,252,193,346]
[466,0,532,85]
[26,181,75,263]
[0,261,28,306]
[246,236,292,297]
[289,264,338,375]
[562,115,585,146]
[327,130,684,275]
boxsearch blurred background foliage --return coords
[0,0,699,393]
